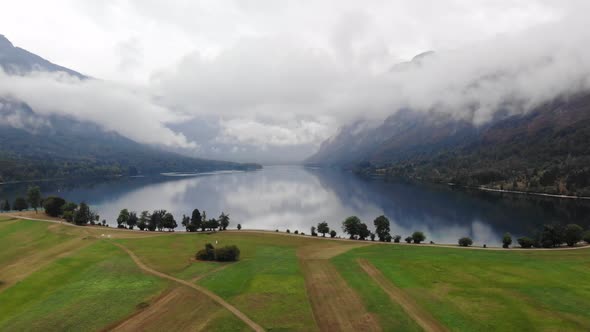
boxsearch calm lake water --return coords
[2,165,590,245]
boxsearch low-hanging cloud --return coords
[0,70,196,148]
[2,1,590,163]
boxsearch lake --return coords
[2,165,590,245]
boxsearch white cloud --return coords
[0,70,196,148]
[1,1,590,162]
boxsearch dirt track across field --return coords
[113,243,264,332]
[298,242,381,332]
[358,259,448,332]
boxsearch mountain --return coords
[0,35,85,78]
[0,35,260,182]
[306,92,590,196]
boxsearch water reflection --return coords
[2,166,589,245]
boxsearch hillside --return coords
[307,93,590,196]
[0,35,260,181]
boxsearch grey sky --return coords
[1,1,588,163]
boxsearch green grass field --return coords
[333,245,590,331]
[1,214,590,331]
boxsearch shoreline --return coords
[5,212,590,252]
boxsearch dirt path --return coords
[358,259,448,332]
[298,242,381,332]
[112,243,264,332]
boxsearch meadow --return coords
[1,214,589,331]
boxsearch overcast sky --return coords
[1,1,589,163]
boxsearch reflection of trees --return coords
[305,167,590,236]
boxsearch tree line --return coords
[0,186,42,213]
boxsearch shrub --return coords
[384,234,392,242]
[502,232,512,248]
[294,230,299,234]
[286,229,290,233]
[330,230,337,238]
[405,236,413,244]
[393,235,401,243]
[275,229,279,232]
[196,243,240,262]
[237,224,242,230]
[517,237,535,248]
[584,230,590,244]
[564,224,583,247]
[458,237,473,247]
[412,231,426,244]
[13,197,28,211]
[370,233,376,241]
[196,243,216,261]
[215,245,240,262]
[43,196,67,217]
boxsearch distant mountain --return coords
[0,35,85,78]
[0,35,260,182]
[307,81,590,196]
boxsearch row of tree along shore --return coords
[2,187,590,247]
[280,215,590,249]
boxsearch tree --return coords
[0,200,10,211]
[27,186,41,213]
[412,231,426,244]
[117,209,130,229]
[200,211,207,231]
[330,230,337,238]
[13,197,28,211]
[128,211,138,230]
[405,236,413,243]
[182,214,190,230]
[74,202,91,225]
[43,196,66,217]
[358,223,370,240]
[517,237,535,248]
[539,224,564,248]
[370,233,376,241]
[342,216,362,239]
[317,221,329,237]
[138,211,150,231]
[219,212,230,230]
[564,224,583,247]
[584,230,590,244]
[502,232,512,248]
[458,237,473,247]
[373,215,391,242]
[150,210,167,231]
[190,209,202,232]
[163,213,177,231]
[237,224,242,230]
[61,202,77,214]
[311,226,317,236]
[393,235,401,243]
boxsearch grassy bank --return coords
[1,215,590,331]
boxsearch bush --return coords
[370,233,376,241]
[502,232,512,248]
[393,235,401,243]
[584,230,590,244]
[458,237,473,247]
[330,230,337,238]
[196,243,240,262]
[294,230,299,234]
[564,224,583,247]
[412,231,426,244]
[517,237,535,248]
[43,196,67,217]
[13,197,28,211]
[286,229,290,233]
[215,245,240,262]
[405,236,413,244]
[237,224,242,230]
